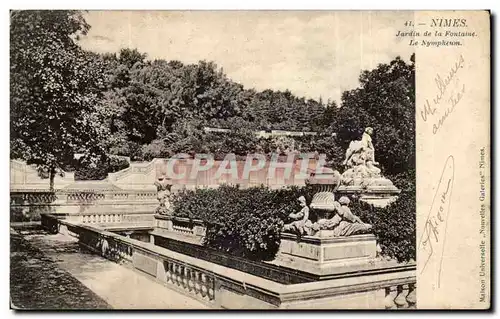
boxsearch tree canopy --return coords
[334,55,415,179]
[10,10,415,188]
[10,10,106,188]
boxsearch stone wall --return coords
[43,215,417,309]
[10,188,157,223]
[109,158,321,190]
[10,160,75,190]
[11,158,319,192]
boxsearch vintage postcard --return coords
[9,10,490,310]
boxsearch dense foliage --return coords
[74,155,130,181]
[10,11,107,189]
[172,185,311,260]
[97,49,339,161]
[353,174,416,263]
[172,184,415,262]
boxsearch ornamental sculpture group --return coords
[282,195,372,237]
[283,127,396,238]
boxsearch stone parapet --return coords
[45,218,416,309]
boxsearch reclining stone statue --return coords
[341,127,394,187]
[311,196,372,237]
[343,127,379,169]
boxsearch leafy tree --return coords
[333,55,416,262]
[10,10,106,189]
[117,48,146,69]
[334,55,415,177]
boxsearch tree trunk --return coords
[49,166,55,191]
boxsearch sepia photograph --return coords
[8,9,489,310]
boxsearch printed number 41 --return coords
[404,20,414,27]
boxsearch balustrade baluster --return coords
[165,261,171,283]
[207,277,215,300]
[188,269,194,291]
[384,286,397,309]
[183,267,188,288]
[179,265,184,287]
[394,284,409,308]
[201,273,208,297]
[171,264,177,283]
[176,265,182,286]
[170,262,175,282]
[194,271,201,294]
[406,283,417,309]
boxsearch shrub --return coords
[75,156,108,180]
[142,139,169,161]
[75,155,130,180]
[352,176,416,263]
[108,155,130,172]
[172,185,311,261]
[171,179,415,263]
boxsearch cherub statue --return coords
[312,201,342,232]
[283,196,313,236]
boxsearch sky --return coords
[78,11,415,104]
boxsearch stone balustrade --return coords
[80,213,123,224]
[43,217,416,309]
[78,223,134,263]
[11,189,156,204]
[154,215,206,239]
[10,189,157,222]
[163,257,216,303]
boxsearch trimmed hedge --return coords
[172,185,312,261]
[172,181,415,263]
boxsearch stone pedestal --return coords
[278,233,377,267]
[337,185,401,208]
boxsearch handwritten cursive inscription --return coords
[419,155,455,287]
[432,84,466,135]
[433,54,465,105]
[420,55,465,134]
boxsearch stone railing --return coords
[154,215,206,239]
[162,256,216,303]
[44,217,416,309]
[80,213,124,224]
[11,190,58,205]
[11,189,156,204]
[66,212,155,230]
[78,223,134,264]
[10,189,157,222]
